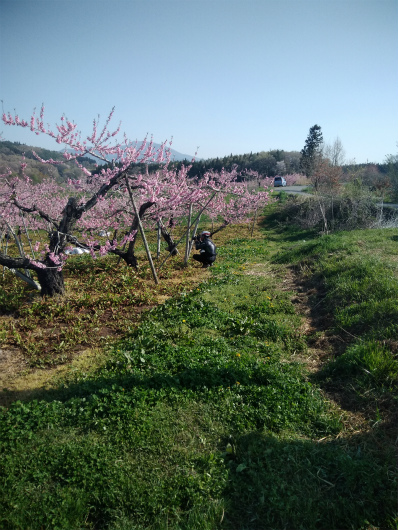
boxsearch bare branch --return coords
[0,250,38,272]
[12,198,59,230]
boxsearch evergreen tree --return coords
[300,124,323,178]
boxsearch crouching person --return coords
[193,231,217,268]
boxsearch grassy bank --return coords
[273,218,398,409]
[0,210,397,529]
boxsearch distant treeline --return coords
[0,140,390,184]
[171,151,390,181]
[173,149,302,179]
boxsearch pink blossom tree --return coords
[1,106,271,296]
[0,106,174,295]
[195,167,270,235]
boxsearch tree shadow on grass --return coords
[1,363,319,411]
[222,429,397,530]
[1,365,396,530]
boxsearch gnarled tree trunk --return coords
[160,224,178,256]
[111,200,156,269]
[0,252,65,296]
[35,266,65,297]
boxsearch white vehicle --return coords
[274,176,287,187]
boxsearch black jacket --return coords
[195,237,216,258]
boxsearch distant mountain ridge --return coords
[64,142,200,163]
[141,142,200,162]
[0,139,200,184]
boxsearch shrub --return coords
[274,192,397,232]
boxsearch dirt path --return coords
[252,263,377,436]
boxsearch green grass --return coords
[326,340,398,390]
[276,227,398,401]
[225,431,396,530]
[0,214,397,529]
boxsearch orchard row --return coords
[0,105,291,296]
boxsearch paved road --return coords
[272,185,312,196]
[378,202,398,209]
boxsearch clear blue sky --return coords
[1,0,397,164]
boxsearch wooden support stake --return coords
[157,219,161,259]
[184,203,193,266]
[125,176,159,285]
[5,267,41,290]
[5,221,32,279]
[2,233,8,280]
[157,192,217,272]
[250,207,258,237]
[188,214,201,255]
[21,212,36,259]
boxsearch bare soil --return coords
[0,265,210,406]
